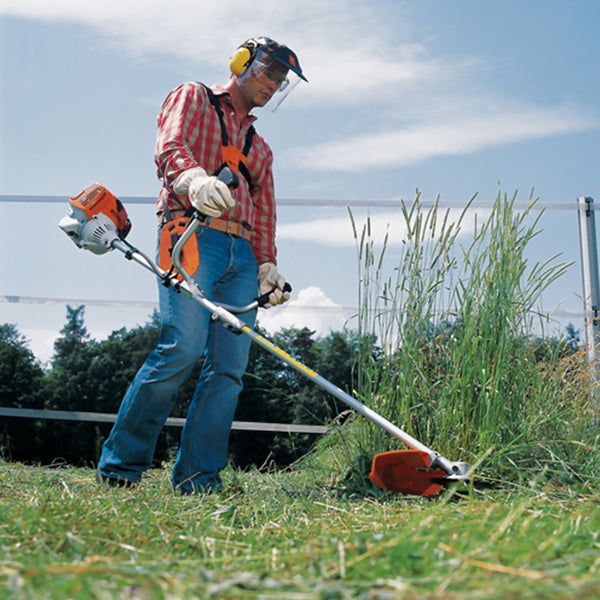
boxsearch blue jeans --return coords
[98,225,257,493]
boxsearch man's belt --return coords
[159,210,252,241]
[206,217,253,241]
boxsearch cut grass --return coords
[2,459,600,599]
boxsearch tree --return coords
[0,324,46,460]
[51,305,91,361]
[0,324,45,408]
[46,305,97,412]
[41,306,100,464]
[231,327,365,468]
[41,307,174,467]
[1,308,379,470]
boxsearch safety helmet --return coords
[229,37,307,110]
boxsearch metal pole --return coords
[577,197,600,386]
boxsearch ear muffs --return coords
[229,47,253,76]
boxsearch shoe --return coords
[173,477,222,495]
[96,469,136,489]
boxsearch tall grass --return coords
[346,189,599,488]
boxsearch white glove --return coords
[258,262,290,308]
[173,167,235,218]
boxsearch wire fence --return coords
[0,407,328,435]
[0,194,587,210]
[0,191,595,316]
[1,194,597,427]
[0,294,591,319]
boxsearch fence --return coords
[1,193,598,428]
[0,407,328,434]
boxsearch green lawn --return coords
[2,459,600,599]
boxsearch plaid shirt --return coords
[155,82,277,265]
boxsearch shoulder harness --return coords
[158,84,256,278]
[200,83,255,189]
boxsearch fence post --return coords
[577,196,600,397]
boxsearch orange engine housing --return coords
[70,183,131,239]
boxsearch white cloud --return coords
[290,104,599,171]
[277,207,491,247]
[0,1,366,60]
[2,0,597,168]
[277,215,356,247]
[257,286,350,336]
[0,1,443,105]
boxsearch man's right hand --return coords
[173,167,235,218]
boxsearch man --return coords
[97,37,307,493]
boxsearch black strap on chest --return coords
[200,83,255,188]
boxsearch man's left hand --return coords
[258,263,291,308]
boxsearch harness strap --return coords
[161,83,255,221]
[200,83,255,188]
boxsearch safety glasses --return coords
[250,57,289,91]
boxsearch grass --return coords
[2,458,600,599]
[346,189,599,490]
[3,188,600,598]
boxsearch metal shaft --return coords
[238,324,432,454]
[112,217,464,475]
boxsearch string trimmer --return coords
[58,169,471,496]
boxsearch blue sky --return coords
[1,0,599,364]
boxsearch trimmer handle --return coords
[215,165,240,189]
[256,282,292,308]
[190,167,240,227]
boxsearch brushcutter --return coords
[58,169,471,496]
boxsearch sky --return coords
[1,0,599,365]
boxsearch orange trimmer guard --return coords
[369,450,448,496]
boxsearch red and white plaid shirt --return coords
[155,82,277,265]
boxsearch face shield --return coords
[241,44,307,112]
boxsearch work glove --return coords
[173,167,235,218]
[257,262,291,308]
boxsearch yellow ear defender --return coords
[229,47,253,76]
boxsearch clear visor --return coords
[243,50,303,111]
